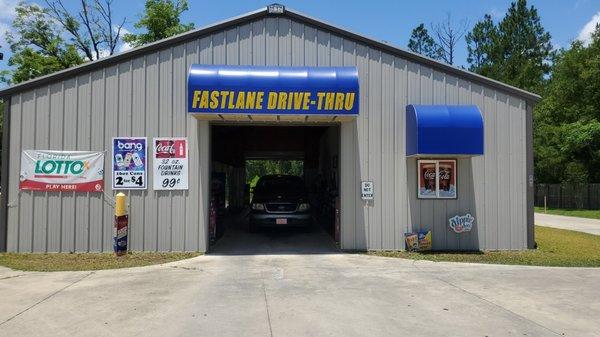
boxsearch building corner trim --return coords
[0,96,10,252]
[526,102,535,249]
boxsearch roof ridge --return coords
[0,4,540,103]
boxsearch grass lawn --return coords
[0,252,201,272]
[371,226,600,267]
[534,206,600,220]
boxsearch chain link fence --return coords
[535,183,600,209]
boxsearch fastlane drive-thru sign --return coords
[187,65,359,116]
[152,138,189,190]
[112,137,147,189]
[19,150,105,192]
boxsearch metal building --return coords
[0,5,538,253]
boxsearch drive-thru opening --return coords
[208,124,341,253]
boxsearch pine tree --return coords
[465,14,498,74]
[465,0,553,93]
[408,24,441,60]
[123,0,194,48]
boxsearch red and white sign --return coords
[152,138,188,190]
[19,150,105,192]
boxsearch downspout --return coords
[526,102,535,249]
[0,95,10,252]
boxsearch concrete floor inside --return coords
[209,211,340,255]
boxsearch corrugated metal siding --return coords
[6,16,528,252]
[7,44,209,253]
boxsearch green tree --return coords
[465,14,498,73]
[123,0,194,48]
[466,0,553,93]
[408,24,441,59]
[4,1,125,84]
[44,0,126,60]
[534,25,600,183]
[5,3,83,84]
[245,160,304,187]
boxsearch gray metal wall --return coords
[5,15,529,252]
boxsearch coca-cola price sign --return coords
[152,137,188,190]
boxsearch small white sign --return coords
[449,213,475,233]
[361,181,374,200]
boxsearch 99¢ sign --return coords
[153,138,188,190]
[112,137,147,189]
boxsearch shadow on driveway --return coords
[208,212,340,256]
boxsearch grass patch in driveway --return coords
[0,252,201,272]
[535,207,600,220]
[370,226,600,267]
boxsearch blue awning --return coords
[187,64,359,116]
[406,105,484,156]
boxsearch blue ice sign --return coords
[112,137,147,189]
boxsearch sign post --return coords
[114,192,128,256]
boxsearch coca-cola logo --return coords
[155,142,175,154]
[439,170,451,180]
[424,170,436,180]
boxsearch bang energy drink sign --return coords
[112,137,147,189]
[153,138,188,190]
[19,150,105,192]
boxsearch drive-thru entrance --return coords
[209,124,341,252]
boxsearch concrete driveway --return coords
[535,212,600,235]
[1,227,600,337]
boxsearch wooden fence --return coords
[535,183,600,210]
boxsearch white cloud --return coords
[578,11,600,46]
[92,27,133,59]
[0,0,18,21]
[117,26,133,53]
[0,0,18,48]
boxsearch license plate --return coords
[276,218,287,225]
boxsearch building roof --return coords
[0,4,541,103]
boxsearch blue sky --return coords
[1,0,599,77]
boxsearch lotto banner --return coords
[153,138,188,190]
[19,150,104,192]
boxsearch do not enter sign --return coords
[361,181,374,200]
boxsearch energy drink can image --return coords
[115,153,125,168]
[132,152,143,167]
[123,152,133,167]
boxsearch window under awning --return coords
[187,64,359,122]
[406,105,484,156]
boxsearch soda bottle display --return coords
[422,163,436,192]
[439,163,452,191]
[132,153,143,167]
[115,154,125,169]
[123,152,133,167]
